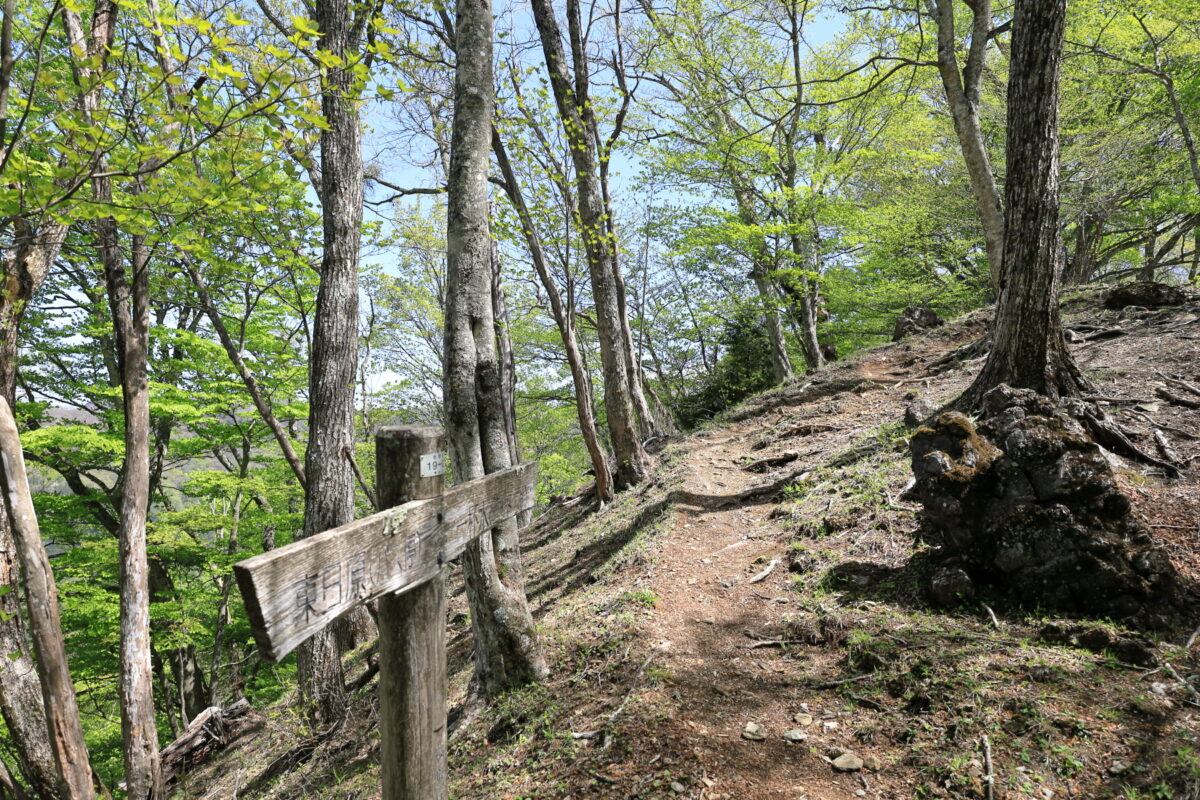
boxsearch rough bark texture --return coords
[296,0,367,726]
[492,131,615,503]
[911,386,1185,627]
[927,0,1005,288]
[529,0,649,489]
[445,0,546,697]
[960,0,1089,409]
[0,398,95,800]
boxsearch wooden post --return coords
[375,426,448,800]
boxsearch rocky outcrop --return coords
[892,306,944,341]
[1103,282,1187,310]
[909,385,1183,625]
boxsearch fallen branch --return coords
[1155,372,1200,399]
[1076,328,1128,342]
[1153,430,1180,466]
[721,468,813,507]
[1126,411,1199,440]
[982,735,995,800]
[1155,386,1200,410]
[1164,662,1200,706]
[598,653,656,750]
[1086,395,1156,405]
[752,424,839,451]
[742,451,801,473]
[748,558,781,584]
[747,639,806,649]
[827,439,888,469]
[981,603,1001,630]
[806,676,873,690]
[162,699,262,784]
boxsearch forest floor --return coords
[175,288,1200,800]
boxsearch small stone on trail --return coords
[670,781,686,794]
[863,755,882,771]
[832,752,864,772]
[783,729,808,743]
[742,721,766,741]
[1109,761,1131,776]
[793,712,814,726]
[827,746,847,758]
[904,398,937,427]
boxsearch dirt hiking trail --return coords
[174,294,1200,800]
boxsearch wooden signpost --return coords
[234,425,538,799]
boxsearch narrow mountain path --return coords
[636,363,928,799]
[173,294,1200,800]
[622,295,1200,799]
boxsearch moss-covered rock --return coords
[909,385,1183,625]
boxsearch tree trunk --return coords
[749,267,793,383]
[613,259,659,440]
[927,0,1005,289]
[1141,234,1157,282]
[97,217,163,800]
[0,529,67,800]
[787,237,825,373]
[529,0,649,490]
[296,0,368,726]
[444,0,547,697]
[1191,229,1199,284]
[960,0,1090,409]
[490,229,521,469]
[0,398,96,800]
[0,230,70,800]
[731,183,793,384]
[1066,213,1103,285]
[491,131,615,503]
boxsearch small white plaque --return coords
[420,452,446,478]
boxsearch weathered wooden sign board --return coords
[235,459,537,662]
[234,427,538,800]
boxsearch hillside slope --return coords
[174,291,1200,800]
